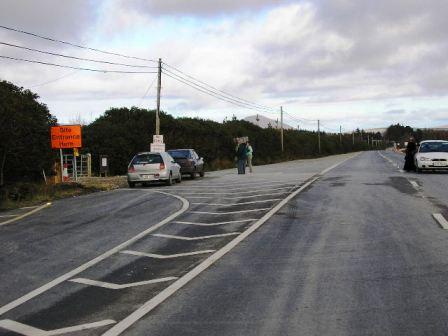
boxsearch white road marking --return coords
[102,153,357,336]
[153,232,240,240]
[192,199,281,206]
[433,213,448,230]
[0,215,17,218]
[173,219,256,226]
[0,202,51,227]
[0,319,116,336]
[409,180,419,189]
[121,250,215,259]
[190,208,270,215]
[187,180,290,187]
[20,206,39,210]
[0,191,189,316]
[171,183,294,192]
[177,186,292,195]
[185,191,289,200]
[70,277,177,289]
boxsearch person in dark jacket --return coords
[236,141,247,174]
[404,136,417,171]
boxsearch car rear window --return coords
[167,150,191,159]
[419,142,448,153]
[132,154,163,164]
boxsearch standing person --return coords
[236,140,247,174]
[246,141,253,173]
[404,136,417,171]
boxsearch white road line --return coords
[190,208,270,215]
[173,219,256,226]
[185,192,289,200]
[192,199,281,206]
[0,191,189,316]
[177,186,292,196]
[0,319,116,336]
[70,277,177,289]
[0,215,17,218]
[188,180,290,187]
[152,232,240,240]
[102,153,357,336]
[171,183,295,192]
[409,180,419,189]
[0,202,51,227]
[433,213,448,230]
[120,250,215,259]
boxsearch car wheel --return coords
[128,181,135,188]
[190,172,196,179]
[199,171,204,177]
[166,173,173,186]
[176,172,182,183]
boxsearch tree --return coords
[0,80,57,186]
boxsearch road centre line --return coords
[153,232,241,240]
[185,192,289,200]
[0,191,189,316]
[70,277,177,289]
[0,202,51,227]
[177,186,292,195]
[190,208,271,215]
[433,213,448,230]
[0,319,116,336]
[121,250,215,259]
[173,219,257,226]
[102,153,357,336]
[192,199,281,206]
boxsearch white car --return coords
[127,152,182,187]
[414,140,448,173]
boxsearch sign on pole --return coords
[150,134,165,152]
[51,125,82,149]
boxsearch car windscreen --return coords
[131,154,163,164]
[167,150,191,159]
[419,142,448,153]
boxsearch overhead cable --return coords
[0,55,157,73]
[0,41,157,68]
[162,62,277,114]
[0,24,157,63]
[162,67,277,114]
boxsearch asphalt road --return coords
[1,151,448,336]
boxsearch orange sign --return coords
[51,125,82,149]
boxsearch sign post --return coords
[150,134,165,152]
[51,125,82,182]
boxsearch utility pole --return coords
[155,58,162,135]
[352,131,355,145]
[280,106,284,152]
[339,125,342,146]
[317,119,321,154]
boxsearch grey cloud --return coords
[385,109,406,115]
[124,0,293,17]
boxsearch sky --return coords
[1,0,448,132]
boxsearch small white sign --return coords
[153,135,164,144]
[150,143,166,152]
[101,157,107,167]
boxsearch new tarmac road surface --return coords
[1,151,448,336]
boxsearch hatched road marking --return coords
[153,232,241,240]
[433,213,448,230]
[185,192,288,200]
[0,319,116,336]
[0,202,51,227]
[177,186,292,195]
[192,199,281,206]
[70,277,178,289]
[190,208,271,215]
[173,219,256,226]
[121,250,215,259]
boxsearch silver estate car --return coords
[127,152,182,187]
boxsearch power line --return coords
[138,74,158,108]
[0,41,158,68]
[0,55,157,73]
[162,67,277,114]
[29,69,79,88]
[162,62,277,114]
[284,111,318,123]
[0,24,157,63]
[163,70,276,113]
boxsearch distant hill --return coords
[244,114,294,130]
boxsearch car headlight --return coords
[419,157,430,161]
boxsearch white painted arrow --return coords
[69,277,177,289]
[120,249,215,259]
[0,319,115,336]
